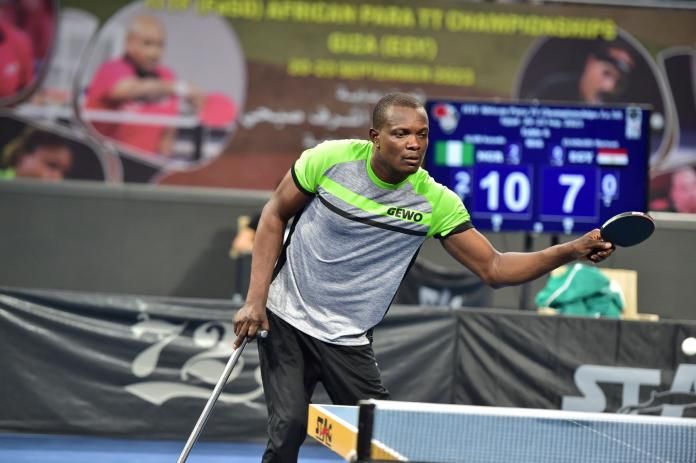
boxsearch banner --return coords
[2,288,695,441]
[393,259,493,309]
[0,0,695,213]
[0,288,454,440]
[0,289,268,439]
[454,309,696,418]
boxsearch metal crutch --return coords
[176,330,267,463]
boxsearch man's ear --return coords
[369,128,379,145]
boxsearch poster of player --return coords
[2,0,695,213]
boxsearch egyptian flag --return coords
[597,148,628,166]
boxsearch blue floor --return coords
[0,433,343,463]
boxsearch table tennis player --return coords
[523,39,636,105]
[84,15,203,155]
[233,92,615,463]
[1,127,73,180]
[0,11,34,99]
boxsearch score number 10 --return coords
[466,165,600,218]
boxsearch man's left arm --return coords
[441,227,614,288]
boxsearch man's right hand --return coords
[570,228,615,263]
[184,83,205,110]
[233,303,269,348]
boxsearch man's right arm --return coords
[233,170,311,346]
[105,76,202,107]
[108,77,178,103]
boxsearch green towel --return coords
[535,263,624,318]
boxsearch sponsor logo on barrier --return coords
[315,416,333,446]
[123,315,264,409]
[562,364,696,417]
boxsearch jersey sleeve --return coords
[430,187,473,239]
[85,61,129,107]
[291,141,341,195]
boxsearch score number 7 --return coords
[558,174,585,214]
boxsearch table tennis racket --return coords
[198,92,237,128]
[599,211,655,247]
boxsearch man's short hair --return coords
[591,40,635,76]
[1,128,70,167]
[372,93,424,129]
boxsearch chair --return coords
[600,268,659,321]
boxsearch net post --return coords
[356,400,376,463]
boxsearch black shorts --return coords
[258,309,389,463]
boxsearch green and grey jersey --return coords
[267,139,472,345]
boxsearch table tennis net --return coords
[357,400,696,463]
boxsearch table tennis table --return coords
[307,400,696,462]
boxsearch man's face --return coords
[670,167,696,213]
[15,146,73,180]
[370,105,429,184]
[579,47,634,104]
[126,21,165,72]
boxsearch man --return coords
[525,40,636,104]
[577,42,635,104]
[85,15,202,155]
[233,93,614,462]
[0,8,34,99]
[230,213,261,258]
[2,0,55,63]
[1,128,73,180]
[670,164,696,213]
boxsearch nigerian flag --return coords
[434,140,474,167]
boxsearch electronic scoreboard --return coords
[425,99,651,234]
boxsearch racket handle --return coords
[258,329,269,338]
